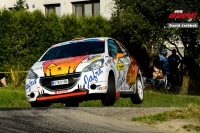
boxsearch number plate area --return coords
[51,79,69,86]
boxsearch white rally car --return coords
[25,37,144,107]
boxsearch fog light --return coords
[90,84,96,90]
[30,93,35,98]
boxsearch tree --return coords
[111,0,200,93]
[14,0,26,11]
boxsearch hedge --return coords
[0,9,112,85]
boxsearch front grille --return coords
[40,73,81,91]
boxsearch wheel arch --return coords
[137,69,144,88]
[108,69,118,92]
[108,70,114,77]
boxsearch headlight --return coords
[26,68,38,79]
[82,58,104,72]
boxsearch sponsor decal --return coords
[26,79,37,91]
[34,67,43,70]
[87,55,102,62]
[78,84,85,89]
[117,71,126,88]
[116,62,124,70]
[55,90,68,94]
[97,86,105,90]
[84,68,103,89]
[119,57,129,64]
[124,57,129,61]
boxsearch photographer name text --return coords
[167,23,198,28]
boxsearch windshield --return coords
[40,41,105,61]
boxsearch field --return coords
[1,86,200,108]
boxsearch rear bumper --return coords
[36,90,88,101]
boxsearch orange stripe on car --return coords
[37,91,87,101]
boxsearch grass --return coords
[132,103,200,132]
[183,124,200,132]
[0,86,30,108]
[80,90,200,107]
[1,87,200,108]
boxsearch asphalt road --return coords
[0,108,173,133]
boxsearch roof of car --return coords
[52,37,111,48]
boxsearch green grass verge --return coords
[183,124,200,132]
[0,86,30,108]
[1,87,200,108]
[132,103,200,132]
[80,90,200,107]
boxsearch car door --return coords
[115,40,132,90]
[107,39,131,90]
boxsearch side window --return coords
[116,40,129,56]
[108,39,123,59]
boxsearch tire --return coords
[101,75,116,106]
[64,100,79,107]
[30,102,52,108]
[130,77,144,104]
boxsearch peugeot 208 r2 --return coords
[25,37,144,107]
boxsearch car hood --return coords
[31,54,104,77]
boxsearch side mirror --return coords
[116,53,125,62]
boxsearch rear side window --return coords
[40,41,105,61]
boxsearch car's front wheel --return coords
[101,75,116,106]
[130,77,144,104]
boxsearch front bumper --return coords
[36,89,88,101]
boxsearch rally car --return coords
[25,37,144,107]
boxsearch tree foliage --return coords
[111,0,200,75]
[14,0,26,11]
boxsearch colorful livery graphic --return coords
[43,55,89,76]
[126,57,139,87]
[25,37,144,107]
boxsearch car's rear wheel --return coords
[130,77,144,104]
[30,102,52,108]
[101,75,116,106]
